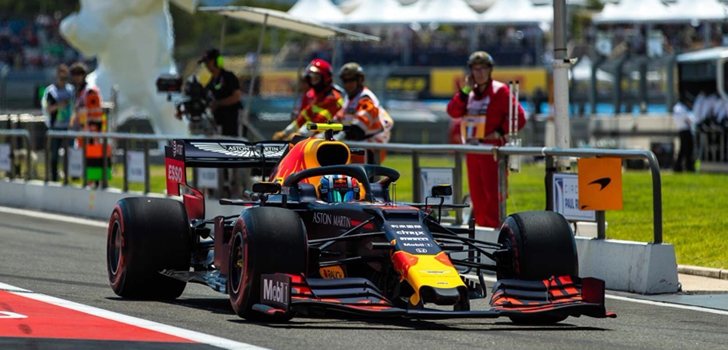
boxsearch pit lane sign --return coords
[552,173,595,222]
[0,144,10,172]
[126,151,145,183]
[420,167,453,204]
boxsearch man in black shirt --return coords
[199,48,242,137]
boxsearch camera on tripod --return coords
[156,74,216,135]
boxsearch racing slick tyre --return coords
[496,211,577,324]
[107,197,191,299]
[228,207,307,321]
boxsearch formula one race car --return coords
[106,124,615,324]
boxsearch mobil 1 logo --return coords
[261,274,291,309]
[386,222,440,255]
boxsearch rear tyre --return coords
[228,207,307,321]
[107,197,191,299]
[496,211,577,324]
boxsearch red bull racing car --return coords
[106,124,615,323]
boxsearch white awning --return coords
[593,0,671,24]
[480,0,552,25]
[170,0,199,14]
[287,0,345,25]
[199,6,379,41]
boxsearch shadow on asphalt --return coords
[228,317,608,332]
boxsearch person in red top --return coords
[447,51,526,228]
[274,58,343,140]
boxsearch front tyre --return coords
[107,197,191,299]
[496,211,577,324]
[228,207,307,321]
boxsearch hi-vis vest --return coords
[76,86,105,132]
[459,82,506,144]
[340,87,393,143]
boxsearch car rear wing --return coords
[165,139,289,196]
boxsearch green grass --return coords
[28,154,728,269]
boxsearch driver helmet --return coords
[318,175,360,203]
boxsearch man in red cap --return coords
[447,51,526,228]
[273,58,343,140]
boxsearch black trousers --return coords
[674,130,695,172]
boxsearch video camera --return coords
[156,74,215,135]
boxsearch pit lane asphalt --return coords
[1,209,728,350]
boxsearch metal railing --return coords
[44,130,175,192]
[0,129,32,181]
[347,141,664,244]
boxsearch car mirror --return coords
[431,184,452,197]
[252,182,281,194]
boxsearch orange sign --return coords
[578,157,623,211]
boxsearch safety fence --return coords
[0,129,663,244]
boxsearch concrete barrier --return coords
[0,180,678,294]
[0,179,242,221]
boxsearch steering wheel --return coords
[283,164,400,202]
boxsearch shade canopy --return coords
[592,0,672,24]
[170,0,199,14]
[407,0,480,24]
[661,0,728,23]
[199,6,379,41]
[287,0,345,24]
[344,0,415,24]
[479,0,552,25]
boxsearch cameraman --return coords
[199,48,242,137]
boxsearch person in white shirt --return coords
[672,98,696,172]
[41,64,74,181]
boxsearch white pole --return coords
[508,80,513,136]
[553,0,571,169]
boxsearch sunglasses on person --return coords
[341,77,358,83]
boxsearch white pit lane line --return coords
[0,206,108,228]
[0,282,268,350]
[4,205,728,318]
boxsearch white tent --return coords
[200,6,377,41]
[662,0,728,23]
[410,0,480,24]
[592,0,671,24]
[570,56,613,82]
[287,0,345,24]
[479,0,552,25]
[344,0,415,24]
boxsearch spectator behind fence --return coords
[446,51,526,228]
[199,48,243,137]
[41,63,74,181]
[69,62,110,185]
[672,98,696,172]
[334,62,394,164]
[273,58,343,141]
